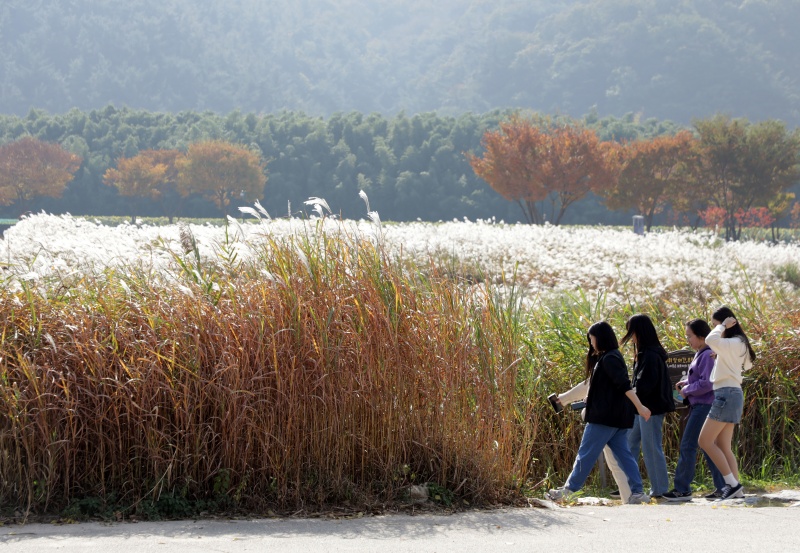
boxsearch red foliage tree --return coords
[699,206,727,230]
[734,207,776,229]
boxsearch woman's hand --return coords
[625,389,650,420]
[723,316,737,329]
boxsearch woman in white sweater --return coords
[698,306,756,501]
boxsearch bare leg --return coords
[698,418,734,476]
[715,423,739,480]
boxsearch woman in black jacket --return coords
[620,314,675,498]
[548,321,651,504]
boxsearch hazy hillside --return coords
[1,0,798,125]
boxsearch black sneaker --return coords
[609,489,620,498]
[718,483,744,500]
[663,490,693,502]
[704,488,723,499]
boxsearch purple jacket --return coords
[679,346,715,405]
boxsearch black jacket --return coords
[584,349,635,429]
[631,346,675,416]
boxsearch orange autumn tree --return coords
[177,140,267,216]
[104,152,167,223]
[104,149,185,222]
[0,136,81,212]
[468,115,549,223]
[602,131,698,232]
[469,116,620,225]
[540,123,622,225]
[144,149,185,223]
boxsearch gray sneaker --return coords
[547,487,575,502]
[627,492,651,504]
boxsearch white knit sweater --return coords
[705,324,753,389]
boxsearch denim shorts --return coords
[708,387,744,424]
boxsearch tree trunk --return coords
[554,204,567,226]
[519,199,543,224]
[645,200,661,232]
[771,224,780,242]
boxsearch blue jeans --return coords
[628,414,669,496]
[673,403,725,492]
[566,423,643,494]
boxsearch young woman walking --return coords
[698,306,756,501]
[550,379,633,502]
[547,321,651,504]
[663,319,725,501]
[620,314,675,498]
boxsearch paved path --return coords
[2,495,798,552]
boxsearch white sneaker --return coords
[627,492,650,504]
[547,487,575,502]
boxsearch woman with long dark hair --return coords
[620,313,675,498]
[698,306,756,501]
[547,321,651,504]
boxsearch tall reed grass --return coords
[1,217,799,518]
[0,222,532,516]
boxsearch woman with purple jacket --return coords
[663,319,725,501]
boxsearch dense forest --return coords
[2,0,799,126]
[2,1,799,224]
[0,107,688,223]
